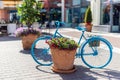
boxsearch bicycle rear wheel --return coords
[31,35,53,66]
[81,37,112,68]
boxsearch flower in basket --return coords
[46,37,79,50]
[15,27,41,37]
[87,35,100,47]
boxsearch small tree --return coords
[17,0,43,27]
[84,6,92,24]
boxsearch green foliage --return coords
[84,6,92,23]
[17,0,43,27]
[46,37,79,50]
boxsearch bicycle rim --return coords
[81,37,112,68]
[31,36,53,66]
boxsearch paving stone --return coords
[0,29,120,80]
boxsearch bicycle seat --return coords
[76,26,86,31]
[55,21,65,27]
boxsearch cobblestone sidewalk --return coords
[0,30,120,80]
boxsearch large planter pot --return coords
[50,47,77,73]
[85,23,93,32]
[21,34,38,50]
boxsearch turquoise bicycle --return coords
[31,21,113,68]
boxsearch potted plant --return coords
[15,27,41,50]
[16,0,43,50]
[46,37,79,73]
[84,6,93,32]
[17,0,43,27]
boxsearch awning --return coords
[0,0,22,8]
[104,0,120,4]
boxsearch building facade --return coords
[91,0,120,32]
[0,0,22,23]
[65,0,90,27]
[42,0,90,27]
[0,0,90,27]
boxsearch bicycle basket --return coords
[89,40,100,47]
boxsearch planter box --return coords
[89,40,100,47]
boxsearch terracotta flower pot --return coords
[21,34,38,50]
[85,23,93,32]
[50,47,77,73]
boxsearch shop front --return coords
[101,0,120,32]
[65,0,90,27]
[92,0,120,32]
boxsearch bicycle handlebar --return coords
[55,21,65,28]
[76,26,87,31]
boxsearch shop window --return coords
[103,5,110,24]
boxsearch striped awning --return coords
[1,0,22,8]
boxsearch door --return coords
[113,4,120,32]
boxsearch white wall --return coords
[91,0,101,25]
[0,1,3,9]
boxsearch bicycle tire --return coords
[80,36,112,68]
[31,35,53,66]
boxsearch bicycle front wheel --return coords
[31,36,53,66]
[81,37,112,68]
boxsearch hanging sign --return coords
[73,0,81,6]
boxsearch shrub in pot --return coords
[16,0,43,50]
[84,6,93,32]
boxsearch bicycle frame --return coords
[76,26,112,58]
[31,21,113,68]
[75,27,96,56]
[77,30,86,45]
[52,21,63,38]
[53,21,98,57]
[53,21,87,44]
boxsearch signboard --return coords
[73,0,81,6]
[0,1,3,9]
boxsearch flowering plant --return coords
[46,37,79,50]
[15,27,41,37]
